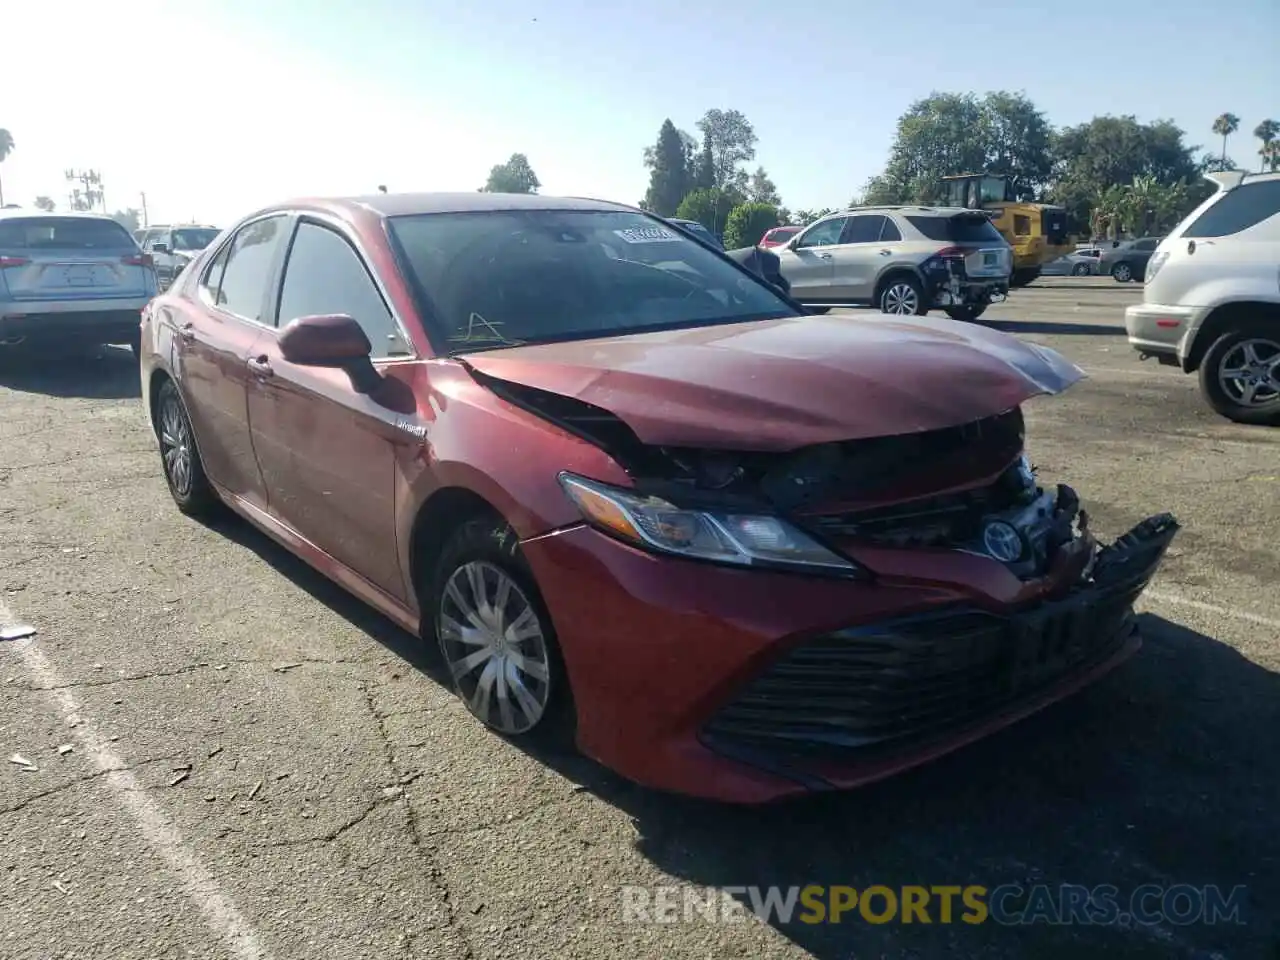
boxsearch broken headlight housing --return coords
[558,473,863,577]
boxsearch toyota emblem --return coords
[982,521,1023,562]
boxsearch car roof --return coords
[0,209,119,222]
[325,192,636,217]
[148,223,220,229]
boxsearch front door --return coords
[246,218,414,600]
[827,214,893,300]
[175,214,291,508]
[774,216,847,301]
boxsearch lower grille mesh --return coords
[704,581,1145,756]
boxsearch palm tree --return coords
[0,129,14,207]
[1254,119,1280,172]
[1212,113,1240,170]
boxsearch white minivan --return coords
[1124,170,1280,426]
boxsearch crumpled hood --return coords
[459,314,1085,451]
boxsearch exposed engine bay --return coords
[476,372,1120,580]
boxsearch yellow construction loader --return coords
[938,174,1072,287]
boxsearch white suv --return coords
[1125,171,1280,426]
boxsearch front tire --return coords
[1112,262,1133,283]
[1198,326,1280,426]
[155,379,219,516]
[429,518,575,747]
[1071,263,1091,276]
[878,276,927,316]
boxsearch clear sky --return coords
[2,0,1276,226]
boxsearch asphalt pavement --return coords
[1,278,1277,960]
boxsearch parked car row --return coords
[131,189,1180,802]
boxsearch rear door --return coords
[177,214,290,508]
[774,216,847,299]
[0,216,153,302]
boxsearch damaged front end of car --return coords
[473,365,1178,762]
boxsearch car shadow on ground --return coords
[196,515,1279,959]
[986,319,1128,337]
[0,344,141,399]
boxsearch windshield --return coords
[388,209,797,352]
[172,228,220,251]
[0,216,135,251]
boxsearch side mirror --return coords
[278,313,380,393]
[152,242,169,254]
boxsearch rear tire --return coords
[1197,325,1280,426]
[1071,263,1091,276]
[428,518,576,750]
[1010,268,1040,288]
[945,304,988,323]
[1112,262,1134,283]
[877,276,927,316]
[155,379,219,516]
[805,306,832,316]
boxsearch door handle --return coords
[246,356,273,377]
[818,252,833,260]
[178,322,195,343]
[879,249,893,256]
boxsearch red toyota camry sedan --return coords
[138,193,1178,804]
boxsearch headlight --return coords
[1144,250,1169,282]
[558,473,862,577]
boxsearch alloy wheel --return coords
[881,282,919,315]
[438,560,552,735]
[1113,263,1132,282]
[158,391,194,497]
[1217,337,1280,408]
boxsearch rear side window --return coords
[841,216,885,244]
[210,215,288,321]
[277,222,406,357]
[1183,180,1280,238]
[0,217,135,250]
[907,215,1004,243]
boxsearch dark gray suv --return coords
[1100,236,1164,283]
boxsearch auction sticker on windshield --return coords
[614,226,681,243]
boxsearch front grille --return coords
[703,577,1147,757]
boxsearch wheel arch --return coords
[1184,300,1280,372]
[407,486,508,621]
[873,266,926,307]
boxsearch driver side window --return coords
[796,217,848,248]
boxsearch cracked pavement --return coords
[1,281,1277,959]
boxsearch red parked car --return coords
[759,225,801,248]
[140,193,1178,804]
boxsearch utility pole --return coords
[64,169,104,213]
[140,192,149,227]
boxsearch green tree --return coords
[692,134,716,192]
[1254,119,1280,172]
[641,120,692,216]
[864,91,1054,204]
[0,129,14,208]
[744,166,781,206]
[481,153,540,193]
[1262,140,1280,173]
[33,195,55,212]
[1050,116,1202,231]
[110,208,142,233]
[794,208,837,227]
[1211,112,1240,169]
[723,202,779,249]
[695,109,756,192]
[675,187,741,237]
